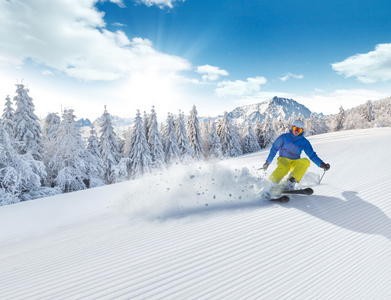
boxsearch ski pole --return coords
[319,170,327,184]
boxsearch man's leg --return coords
[269,157,292,183]
[290,158,310,182]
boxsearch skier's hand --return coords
[320,162,330,171]
[263,162,270,171]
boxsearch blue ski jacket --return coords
[266,131,323,167]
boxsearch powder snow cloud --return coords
[0,0,191,81]
[332,43,391,83]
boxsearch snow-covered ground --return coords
[1,128,391,299]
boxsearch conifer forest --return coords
[1,83,390,205]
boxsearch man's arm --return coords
[304,140,323,167]
[266,135,284,164]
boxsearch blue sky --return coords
[1,0,391,120]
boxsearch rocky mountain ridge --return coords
[77,96,315,128]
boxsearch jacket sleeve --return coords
[266,135,284,164]
[304,140,323,167]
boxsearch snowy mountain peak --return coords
[76,118,92,127]
[228,96,313,125]
[92,115,133,128]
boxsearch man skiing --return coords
[263,119,330,191]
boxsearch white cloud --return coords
[42,70,54,76]
[279,72,304,82]
[0,0,191,81]
[332,43,391,84]
[109,0,126,8]
[196,65,229,81]
[298,89,389,115]
[215,77,267,97]
[134,0,184,9]
[112,22,127,27]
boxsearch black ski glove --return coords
[263,162,270,171]
[320,162,330,171]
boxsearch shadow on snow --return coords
[288,191,391,241]
[159,191,391,241]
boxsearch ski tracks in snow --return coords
[1,128,391,299]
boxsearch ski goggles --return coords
[292,126,303,134]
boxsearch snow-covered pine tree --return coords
[362,100,374,123]
[147,106,166,170]
[333,106,345,131]
[217,111,243,157]
[164,113,180,166]
[13,84,44,161]
[258,115,277,148]
[122,126,132,157]
[127,110,152,178]
[176,111,194,164]
[273,116,287,136]
[110,157,130,183]
[232,121,244,156]
[207,119,223,161]
[243,122,261,154]
[99,106,122,184]
[343,109,358,130]
[317,116,330,134]
[87,124,105,181]
[160,122,165,137]
[0,125,23,204]
[287,113,298,129]
[42,113,61,185]
[186,105,204,160]
[377,99,391,127]
[254,122,263,148]
[116,134,126,156]
[0,125,50,203]
[111,131,130,183]
[305,113,319,136]
[200,119,210,156]
[50,109,103,192]
[42,113,61,141]
[236,123,247,154]
[386,101,391,126]
[2,95,15,138]
[143,111,150,141]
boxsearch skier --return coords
[262,119,330,191]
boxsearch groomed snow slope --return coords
[1,128,391,299]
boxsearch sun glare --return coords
[115,70,189,118]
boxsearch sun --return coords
[113,70,191,118]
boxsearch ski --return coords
[269,195,290,203]
[282,187,314,195]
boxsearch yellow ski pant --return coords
[269,157,310,183]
